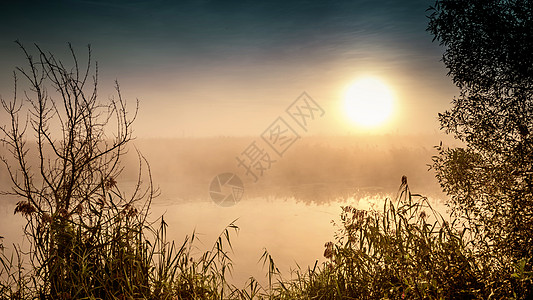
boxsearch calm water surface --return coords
[1,189,447,287]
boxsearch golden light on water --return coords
[344,77,395,128]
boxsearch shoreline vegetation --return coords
[1,177,531,299]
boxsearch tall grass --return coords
[258,178,532,299]
[2,178,532,299]
[0,201,241,299]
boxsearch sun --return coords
[344,77,394,128]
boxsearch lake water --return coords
[0,136,450,287]
[0,188,447,288]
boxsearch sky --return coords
[0,0,459,138]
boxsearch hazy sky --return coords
[0,0,458,137]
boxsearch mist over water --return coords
[0,134,450,285]
[125,134,448,203]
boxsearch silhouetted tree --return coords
[428,0,533,262]
[0,42,156,298]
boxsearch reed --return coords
[2,178,532,299]
[264,178,532,299]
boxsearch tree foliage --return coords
[428,0,533,261]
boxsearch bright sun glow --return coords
[344,77,394,128]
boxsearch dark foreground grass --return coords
[1,179,531,299]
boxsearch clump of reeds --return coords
[0,191,243,299]
[266,177,532,299]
